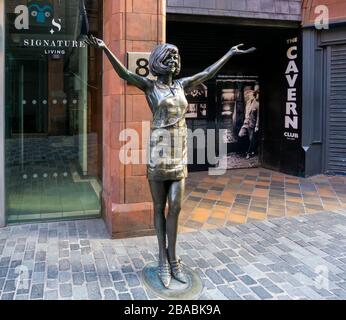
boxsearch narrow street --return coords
[1,208,346,300]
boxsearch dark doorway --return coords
[167,19,301,174]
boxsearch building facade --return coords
[0,0,345,238]
[302,0,346,176]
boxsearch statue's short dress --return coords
[145,80,189,181]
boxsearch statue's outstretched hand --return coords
[230,44,256,55]
[84,35,106,49]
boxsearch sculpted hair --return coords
[149,44,181,76]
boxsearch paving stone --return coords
[59,259,71,272]
[206,288,228,300]
[15,294,29,300]
[213,252,232,264]
[130,287,148,300]
[110,271,123,282]
[1,292,15,300]
[46,279,58,290]
[331,288,346,299]
[104,288,117,300]
[1,210,346,300]
[276,294,291,300]
[4,280,16,293]
[205,269,225,285]
[217,269,237,283]
[131,258,145,270]
[72,286,88,300]
[218,285,242,300]
[95,260,109,275]
[118,293,132,300]
[87,283,102,300]
[59,283,72,298]
[266,285,284,294]
[195,258,209,268]
[114,281,128,293]
[239,275,257,286]
[71,262,83,273]
[34,263,46,273]
[47,265,58,279]
[121,265,134,274]
[58,272,71,283]
[0,278,5,291]
[85,272,98,283]
[242,294,259,300]
[0,257,10,267]
[310,286,334,298]
[84,264,96,273]
[10,260,22,268]
[35,251,46,262]
[44,290,58,300]
[30,284,44,299]
[125,273,141,287]
[232,281,252,296]
[202,278,216,290]
[7,268,20,280]
[266,272,285,283]
[0,268,8,278]
[80,240,90,247]
[250,286,273,299]
[226,263,245,276]
[99,274,113,288]
[72,273,85,286]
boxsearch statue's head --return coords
[149,44,181,77]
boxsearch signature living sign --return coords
[12,2,86,55]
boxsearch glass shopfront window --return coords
[5,0,103,223]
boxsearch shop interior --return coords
[5,0,103,223]
[167,19,302,174]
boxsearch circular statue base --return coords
[142,262,203,300]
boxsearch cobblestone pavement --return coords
[1,210,346,300]
[181,168,346,232]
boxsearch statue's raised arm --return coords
[85,35,152,92]
[179,44,256,89]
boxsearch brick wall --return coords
[302,0,346,25]
[167,0,302,21]
[103,0,165,238]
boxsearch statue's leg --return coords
[148,180,169,265]
[149,180,172,288]
[166,179,185,262]
[166,179,188,284]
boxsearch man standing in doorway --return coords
[238,86,260,159]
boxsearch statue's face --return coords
[162,49,180,75]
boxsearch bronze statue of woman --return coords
[85,35,255,288]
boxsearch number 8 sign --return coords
[127,52,156,80]
[136,58,150,77]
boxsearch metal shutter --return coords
[326,45,346,174]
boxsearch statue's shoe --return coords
[158,262,171,288]
[170,259,188,284]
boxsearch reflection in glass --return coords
[5,0,102,223]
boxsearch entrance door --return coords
[10,58,48,135]
[5,0,103,223]
[325,44,346,174]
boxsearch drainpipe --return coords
[0,0,6,227]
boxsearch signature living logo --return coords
[14,1,86,55]
[14,2,62,34]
